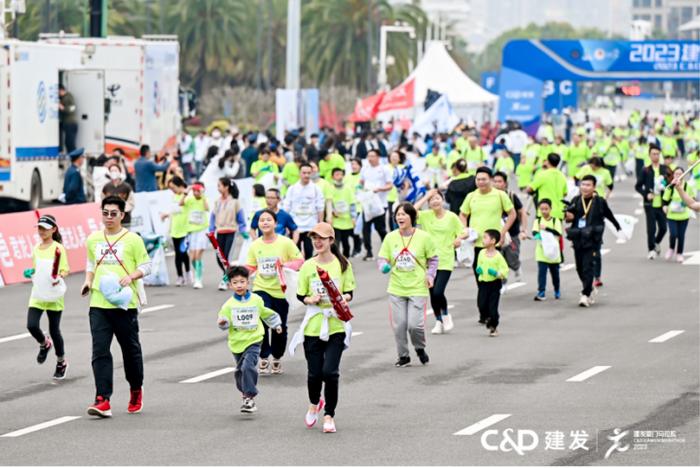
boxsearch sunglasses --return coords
[102,210,121,218]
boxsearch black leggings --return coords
[27,307,65,357]
[429,270,452,321]
[304,333,345,418]
[256,290,290,359]
[215,232,236,273]
[334,228,353,258]
[172,236,190,277]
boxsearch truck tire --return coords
[29,170,42,210]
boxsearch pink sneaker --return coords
[664,249,674,261]
[304,399,325,428]
[676,254,684,263]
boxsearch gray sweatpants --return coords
[389,295,427,358]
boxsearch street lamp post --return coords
[377,23,415,92]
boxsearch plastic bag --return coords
[30,258,66,302]
[281,267,302,315]
[606,214,637,243]
[456,229,478,266]
[353,213,363,236]
[540,230,560,261]
[236,237,253,265]
[143,243,170,286]
[356,189,384,220]
[99,273,133,310]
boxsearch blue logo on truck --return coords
[37,81,47,123]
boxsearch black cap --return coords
[37,214,57,229]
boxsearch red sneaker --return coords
[87,396,112,418]
[127,388,143,414]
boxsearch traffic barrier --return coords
[0,203,101,286]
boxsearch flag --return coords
[410,95,460,137]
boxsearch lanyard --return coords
[581,196,594,220]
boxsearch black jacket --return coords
[566,194,620,249]
[635,164,671,206]
[445,175,476,214]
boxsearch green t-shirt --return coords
[86,230,150,310]
[246,235,303,299]
[425,152,446,169]
[417,210,463,271]
[663,183,695,221]
[378,229,437,297]
[494,156,515,174]
[218,293,278,354]
[446,150,463,169]
[328,183,357,230]
[297,256,356,337]
[459,189,514,247]
[476,249,509,282]
[532,217,563,264]
[28,241,70,311]
[660,136,678,158]
[577,165,612,197]
[170,192,189,238]
[529,168,568,219]
[281,163,300,196]
[516,158,535,189]
[319,153,346,181]
[603,144,622,167]
[567,143,590,178]
[183,195,209,233]
[251,160,279,181]
[464,147,486,173]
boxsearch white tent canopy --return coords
[377,41,497,123]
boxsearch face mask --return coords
[212,130,221,138]
[109,171,123,181]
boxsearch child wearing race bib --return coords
[662,167,695,263]
[531,199,563,301]
[246,209,304,375]
[180,181,210,289]
[378,202,438,368]
[327,168,357,258]
[294,223,355,434]
[24,214,70,379]
[217,266,282,414]
[161,176,191,287]
[475,230,509,337]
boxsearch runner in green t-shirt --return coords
[326,168,357,257]
[378,202,438,368]
[414,189,465,335]
[566,134,591,179]
[475,229,509,337]
[25,214,70,380]
[180,181,210,289]
[245,209,304,375]
[83,196,151,418]
[527,153,568,220]
[662,167,696,263]
[292,222,355,434]
[576,158,613,198]
[160,176,191,286]
[217,265,282,414]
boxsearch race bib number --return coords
[669,201,685,213]
[258,257,278,278]
[188,210,204,225]
[467,160,479,170]
[295,199,313,217]
[94,242,126,266]
[334,200,348,214]
[310,279,329,305]
[394,249,416,272]
[231,306,259,330]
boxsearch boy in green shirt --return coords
[532,199,562,301]
[475,229,509,337]
[217,266,282,414]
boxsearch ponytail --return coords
[329,241,349,273]
[52,228,63,244]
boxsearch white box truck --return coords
[43,35,181,158]
[0,40,86,209]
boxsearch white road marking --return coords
[351,331,364,337]
[180,367,235,383]
[453,414,512,436]
[141,304,175,314]
[634,208,643,215]
[1,416,81,438]
[566,366,611,382]
[0,333,31,344]
[682,250,700,266]
[504,281,526,291]
[649,330,685,343]
[561,263,576,272]
[601,249,610,256]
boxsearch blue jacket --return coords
[63,165,86,204]
[134,156,170,192]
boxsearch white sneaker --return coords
[193,280,203,289]
[218,279,228,291]
[578,295,591,307]
[175,276,185,287]
[186,271,194,285]
[647,250,657,260]
[442,313,454,332]
[304,399,325,428]
[431,321,444,335]
[270,358,283,374]
[259,358,270,375]
[323,417,336,433]
[514,268,523,282]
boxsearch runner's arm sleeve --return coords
[137,261,152,278]
[601,200,621,231]
[426,255,438,282]
[260,307,282,329]
[236,209,247,232]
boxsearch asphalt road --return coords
[0,178,698,466]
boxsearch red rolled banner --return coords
[277,260,287,293]
[206,232,230,270]
[51,246,61,280]
[316,266,353,322]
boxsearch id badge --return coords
[577,219,587,229]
